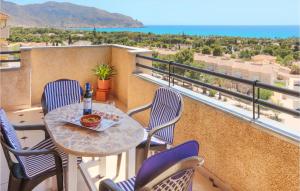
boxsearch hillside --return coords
[0,0,143,28]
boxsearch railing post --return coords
[257,86,260,119]
[252,83,256,120]
[252,80,259,120]
[168,61,171,87]
[172,63,175,86]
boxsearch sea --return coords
[75,25,300,39]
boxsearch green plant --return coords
[202,46,211,55]
[93,64,116,80]
[274,81,286,88]
[290,64,300,74]
[209,90,217,97]
[257,89,273,100]
[212,46,223,56]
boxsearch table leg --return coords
[67,154,78,191]
[126,148,136,179]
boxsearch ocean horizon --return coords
[74,25,300,39]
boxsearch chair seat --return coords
[23,138,81,178]
[116,177,136,191]
[137,129,168,148]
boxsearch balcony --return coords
[0,45,299,191]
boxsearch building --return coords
[0,12,10,42]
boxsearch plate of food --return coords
[93,111,121,122]
[64,113,120,132]
[80,114,101,127]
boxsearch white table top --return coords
[44,103,145,157]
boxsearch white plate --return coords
[63,118,120,132]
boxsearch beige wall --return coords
[126,75,300,191]
[0,25,9,39]
[0,45,151,110]
[110,46,153,108]
[30,46,111,105]
[0,49,31,110]
[111,47,132,107]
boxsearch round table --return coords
[44,103,144,191]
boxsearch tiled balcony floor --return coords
[1,103,221,191]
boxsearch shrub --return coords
[202,46,211,55]
[239,50,252,59]
[290,64,300,74]
[258,89,273,100]
[277,54,295,66]
[209,90,217,97]
[174,49,194,64]
[212,46,223,56]
[230,54,236,59]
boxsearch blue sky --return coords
[7,0,300,25]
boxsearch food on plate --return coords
[80,114,101,127]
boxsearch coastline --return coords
[71,25,300,39]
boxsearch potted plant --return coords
[93,64,116,101]
[93,64,116,89]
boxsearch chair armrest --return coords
[198,156,205,166]
[1,137,59,156]
[1,138,63,173]
[144,115,182,159]
[99,179,123,191]
[127,103,152,117]
[14,124,50,138]
[14,124,46,132]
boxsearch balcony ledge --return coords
[135,73,300,144]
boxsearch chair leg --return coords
[116,153,122,178]
[135,147,146,173]
[56,170,64,191]
[63,169,68,191]
[8,173,21,191]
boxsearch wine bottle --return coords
[83,82,92,115]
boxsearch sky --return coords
[6,0,300,25]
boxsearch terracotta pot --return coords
[97,79,111,90]
[95,89,110,102]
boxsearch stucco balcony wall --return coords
[126,74,299,191]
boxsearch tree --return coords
[277,54,294,66]
[68,35,72,45]
[258,89,273,100]
[93,26,97,38]
[213,46,223,56]
[174,49,194,64]
[239,50,252,60]
[262,46,274,55]
[173,49,194,76]
[290,64,300,74]
[293,51,300,60]
[202,46,211,55]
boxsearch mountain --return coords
[0,0,143,28]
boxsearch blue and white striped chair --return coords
[0,108,67,191]
[41,79,82,114]
[128,87,183,168]
[100,140,204,191]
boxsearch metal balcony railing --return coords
[0,50,21,63]
[136,54,300,119]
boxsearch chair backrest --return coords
[0,108,26,172]
[41,79,82,114]
[135,140,201,191]
[148,87,183,144]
